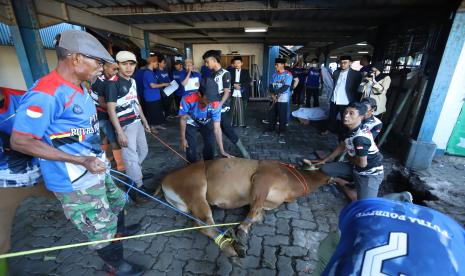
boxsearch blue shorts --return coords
[99,119,117,144]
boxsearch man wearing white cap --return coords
[105,51,151,200]
[11,30,145,275]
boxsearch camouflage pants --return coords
[54,175,126,250]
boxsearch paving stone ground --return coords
[7,102,464,275]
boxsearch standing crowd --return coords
[2,27,438,276]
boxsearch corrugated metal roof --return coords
[0,22,84,48]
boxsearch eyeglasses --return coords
[68,53,105,66]
[81,54,105,66]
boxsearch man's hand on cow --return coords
[78,156,106,174]
[221,151,234,158]
[181,138,189,152]
[303,158,325,166]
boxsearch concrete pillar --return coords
[140,31,150,59]
[262,45,279,92]
[406,2,465,169]
[10,0,48,88]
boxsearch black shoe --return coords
[97,242,145,276]
[142,172,154,181]
[104,260,145,276]
[118,223,141,237]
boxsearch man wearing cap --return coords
[106,51,152,199]
[11,30,145,275]
[266,57,293,143]
[229,56,251,127]
[202,50,250,159]
[321,55,362,138]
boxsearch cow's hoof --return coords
[235,228,249,245]
[233,242,247,258]
[230,256,243,267]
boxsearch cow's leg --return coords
[189,195,239,258]
[235,175,271,255]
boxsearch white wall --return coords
[0,46,58,90]
[192,43,264,72]
[432,41,465,149]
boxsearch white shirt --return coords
[332,69,349,105]
[235,69,241,83]
[232,69,242,97]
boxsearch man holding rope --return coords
[10,30,144,275]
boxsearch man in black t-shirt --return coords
[201,50,250,159]
[304,102,384,201]
[105,51,151,195]
[90,62,126,171]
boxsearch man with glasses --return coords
[321,56,362,138]
[11,30,145,275]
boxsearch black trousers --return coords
[292,84,304,105]
[185,123,215,163]
[144,100,165,125]
[220,110,239,144]
[325,102,347,140]
[162,93,176,117]
[268,102,288,133]
[305,87,320,107]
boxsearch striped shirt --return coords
[344,124,383,175]
[105,76,141,127]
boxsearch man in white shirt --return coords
[321,55,362,139]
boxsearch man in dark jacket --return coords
[321,55,362,138]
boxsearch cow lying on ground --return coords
[160,158,330,259]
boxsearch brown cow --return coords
[160,158,330,258]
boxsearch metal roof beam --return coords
[145,0,171,11]
[134,20,377,31]
[86,1,441,16]
[32,0,183,50]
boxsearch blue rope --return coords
[108,169,225,235]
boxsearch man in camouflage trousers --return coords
[54,174,126,249]
[11,30,145,275]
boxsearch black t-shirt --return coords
[91,77,109,120]
[104,76,141,127]
[344,125,383,175]
[201,68,231,108]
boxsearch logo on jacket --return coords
[26,106,43,118]
[72,104,83,114]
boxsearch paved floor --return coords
[8,102,348,275]
[8,101,465,275]
[416,155,465,226]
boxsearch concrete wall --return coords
[0,46,57,90]
[432,41,465,150]
[192,43,264,72]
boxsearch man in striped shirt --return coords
[305,102,383,201]
[105,51,151,193]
